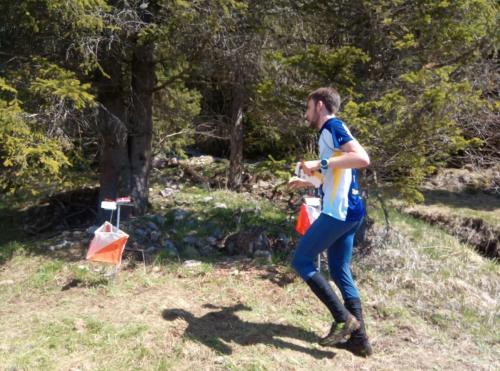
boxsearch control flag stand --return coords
[86,197,138,277]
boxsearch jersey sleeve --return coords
[332,120,354,147]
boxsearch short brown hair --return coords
[307,87,341,114]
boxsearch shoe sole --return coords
[334,340,373,357]
[319,318,361,346]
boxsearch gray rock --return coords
[174,209,188,221]
[224,228,271,256]
[168,157,179,166]
[206,236,217,246]
[163,239,176,250]
[150,230,161,242]
[182,235,198,245]
[147,221,159,231]
[134,228,147,240]
[211,227,223,239]
[153,215,166,227]
[160,188,175,198]
[72,231,84,239]
[194,238,206,248]
[274,233,290,249]
[152,154,168,169]
[199,245,214,256]
[163,240,179,258]
[86,225,99,236]
[183,260,202,267]
[185,155,214,166]
[215,203,227,209]
[50,240,71,251]
[257,180,271,188]
[182,245,200,259]
[253,249,272,262]
[256,232,271,251]
[146,245,159,254]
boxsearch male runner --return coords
[288,87,372,357]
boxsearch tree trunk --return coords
[96,56,130,224]
[128,41,155,215]
[228,86,244,190]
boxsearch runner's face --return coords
[304,99,319,128]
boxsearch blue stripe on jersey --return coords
[346,169,365,222]
[320,118,354,149]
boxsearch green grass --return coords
[171,186,290,233]
[5,315,152,370]
[30,260,65,288]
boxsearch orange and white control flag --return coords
[86,222,129,266]
[295,197,321,235]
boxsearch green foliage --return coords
[0,0,498,203]
[252,155,293,182]
[342,66,485,201]
[46,0,110,30]
[253,0,498,202]
[246,42,370,161]
[372,0,497,60]
[243,113,317,160]
[0,82,70,194]
[282,46,370,97]
[153,82,201,157]
[29,59,96,110]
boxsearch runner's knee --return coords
[291,253,315,280]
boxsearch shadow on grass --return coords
[0,188,98,265]
[162,303,335,359]
[0,204,90,265]
[422,189,500,211]
[0,206,39,265]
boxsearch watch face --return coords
[320,159,328,169]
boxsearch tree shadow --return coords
[162,303,335,359]
[0,207,90,266]
[0,188,98,265]
[258,266,297,287]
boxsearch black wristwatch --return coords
[320,158,329,171]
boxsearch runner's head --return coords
[305,87,341,128]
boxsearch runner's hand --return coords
[288,177,314,190]
[301,160,321,176]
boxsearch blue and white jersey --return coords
[318,118,364,222]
